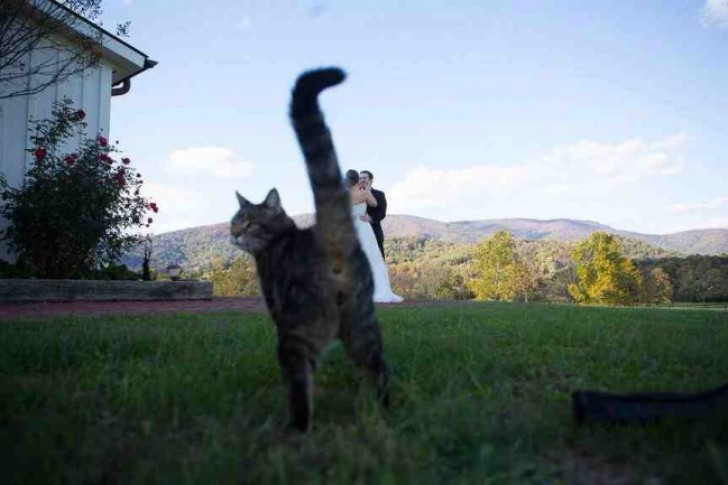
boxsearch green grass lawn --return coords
[1,303,727,483]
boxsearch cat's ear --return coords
[236,191,252,208]
[264,188,282,212]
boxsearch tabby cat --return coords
[231,67,390,431]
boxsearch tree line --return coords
[193,231,728,306]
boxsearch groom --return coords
[358,170,387,259]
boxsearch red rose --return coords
[98,135,108,146]
[34,147,46,161]
[150,202,159,213]
[115,173,125,187]
[75,109,86,121]
[134,188,140,196]
[147,217,153,225]
[121,157,131,165]
[99,153,112,163]
[63,155,76,166]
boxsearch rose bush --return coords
[0,98,158,279]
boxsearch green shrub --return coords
[0,99,159,279]
[0,257,35,279]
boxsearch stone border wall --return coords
[0,280,213,302]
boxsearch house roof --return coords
[39,0,157,85]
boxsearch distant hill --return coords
[384,216,728,256]
[123,215,728,271]
[393,217,616,243]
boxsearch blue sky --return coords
[102,0,728,235]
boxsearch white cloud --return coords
[388,165,534,212]
[671,217,728,233]
[539,134,686,181]
[701,0,728,28]
[389,133,687,220]
[166,146,254,179]
[143,182,210,234]
[699,218,728,229]
[672,196,728,214]
[655,132,690,150]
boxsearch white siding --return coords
[0,40,114,261]
[0,97,30,191]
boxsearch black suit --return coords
[366,188,387,259]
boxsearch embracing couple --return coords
[345,169,403,303]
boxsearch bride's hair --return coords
[345,169,360,187]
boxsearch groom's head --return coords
[359,170,373,189]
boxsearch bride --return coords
[345,170,404,303]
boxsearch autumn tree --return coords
[532,240,577,303]
[0,0,129,100]
[512,240,570,302]
[204,255,260,297]
[568,232,643,306]
[642,255,728,303]
[469,231,520,300]
[641,266,673,305]
[506,259,538,302]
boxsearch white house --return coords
[0,0,156,261]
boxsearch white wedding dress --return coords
[351,203,404,303]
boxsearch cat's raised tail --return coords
[289,67,357,258]
[290,67,346,119]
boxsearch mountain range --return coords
[125,215,728,271]
[380,216,728,254]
